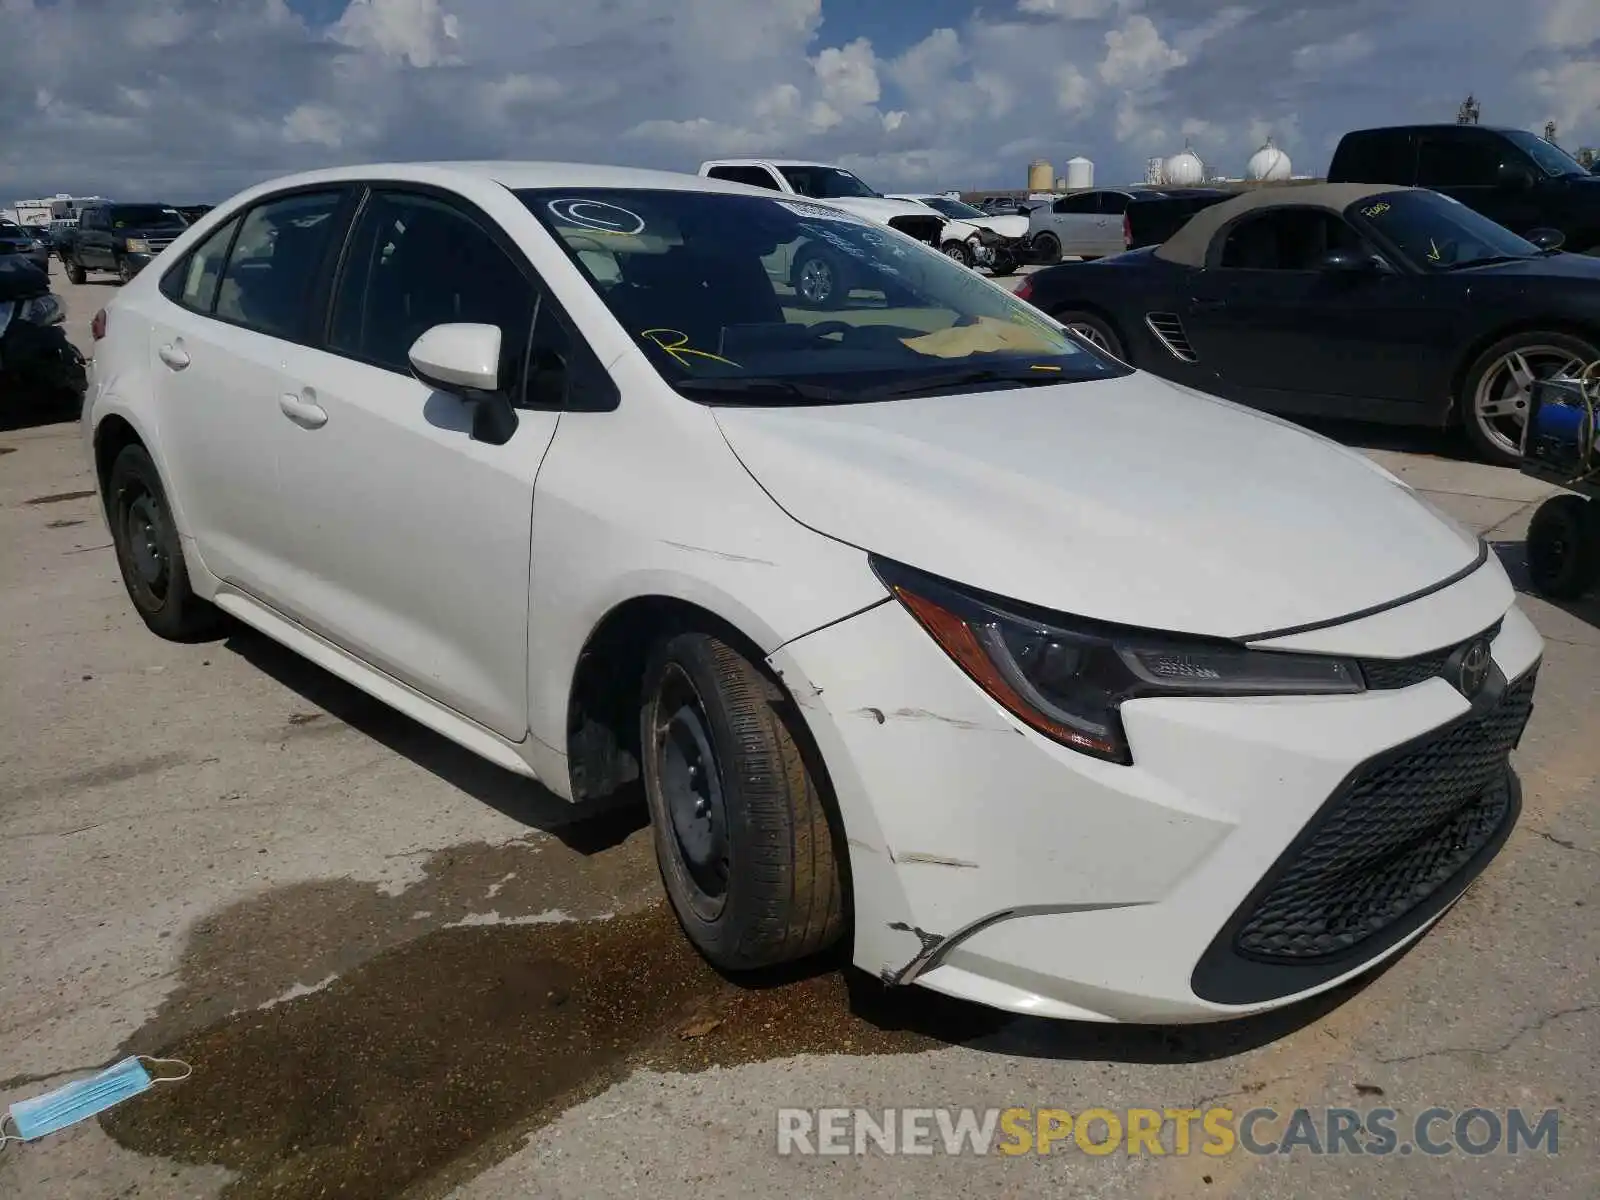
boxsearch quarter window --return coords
[214,191,344,339]
[328,191,536,390]
[162,216,241,313]
[707,166,782,190]
[1098,193,1131,215]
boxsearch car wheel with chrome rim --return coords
[1459,331,1598,467]
[1053,309,1127,362]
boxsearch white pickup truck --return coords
[697,159,986,304]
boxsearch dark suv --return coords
[64,203,189,284]
[1328,125,1600,254]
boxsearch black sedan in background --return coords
[1015,182,1600,464]
[0,220,52,273]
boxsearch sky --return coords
[2,0,1597,205]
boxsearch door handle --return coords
[279,391,328,429]
[1191,298,1228,313]
[157,342,190,370]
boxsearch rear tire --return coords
[640,630,845,971]
[107,444,222,641]
[1457,330,1599,468]
[1054,309,1127,361]
[1526,494,1599,600]
[1031,231,1062,265]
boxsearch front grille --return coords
[145,238,175,253]
[1235,668,1536,962]
[1145,312,1196,362]
[1360,619,1502,690]
[887,215,943,245]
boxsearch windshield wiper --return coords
[855,367,1073,400]
[1437,255,1532,271]
[671,376,845,405]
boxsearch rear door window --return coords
[214,191,345,340]
[1416,129,1503,188]
[707,166,782,190]
[1332,131,1416,184]
[1097,193,1131,214]
[1053,194,1098,214]
[161,216,241,313]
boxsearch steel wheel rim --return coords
[1473,345,1589,458]
[1066,322,1110,352]
[943,244,968,263]
[122,486,171,603]
[653,665,729,914]
[798,258,834,305]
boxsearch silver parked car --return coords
[1027,189,1137,262]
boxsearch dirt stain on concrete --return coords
[100,834,995,1200]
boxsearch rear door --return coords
[1096,191,1131,255]
[268,186,567,738]
[1037,193,1100,255]
[148,189,353,592]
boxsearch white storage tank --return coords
[1065,156,1094,190]
[1027,159,1055,192]
[1245,138,1292,182]
[1162,145,1205,186]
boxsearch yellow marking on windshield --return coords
[1427,238,1442,262]
[1029,363,1063,372]
[641,328,742,370]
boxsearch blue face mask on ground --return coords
[3,1056,191,1144]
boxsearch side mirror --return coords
[1496,161,1536,191]
[1526,227,1566,252]
[1316,248,1376,273]
[408,322,519,446]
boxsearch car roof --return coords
[1342,124,1525,136]
[1154,182,1421,267]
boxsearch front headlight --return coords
[873,557,1364,765]
[124,238,151,254]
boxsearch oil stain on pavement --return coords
[101,830,994,1200]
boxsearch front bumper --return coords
[121,252,154,275]
[972,235,1047,267]
[768,559,1543,1023]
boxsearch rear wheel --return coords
[107,444,221,641]
[1031,231,1062,265]
[640,630,845,971]
[1054,309,1126,361]
[1526,494,1599,600]
[1459,331,1597,467]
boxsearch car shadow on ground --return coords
[1491,539,1600,628]
[0,388,81,432]
[219,621,649,854]
[1292,414,1483,461]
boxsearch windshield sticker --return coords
[900,317,1068,359]
[641,328,742,370]
[546,199,646,236]
[1360,201,1391,218]
[777,200,865,224]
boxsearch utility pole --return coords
[1457,94,1480,125]
[1544,120,1558,144]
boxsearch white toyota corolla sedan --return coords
[83,162,1543,1023]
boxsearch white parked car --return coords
[885,193,1033,274]
[1028,188,1141,261]
[84,162,1543,1023]
[697,159,982,303]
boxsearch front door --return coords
[268,188,562,739]
[150,191,351,590]
[1183,207,1455,412]
[1416,128,1546,236]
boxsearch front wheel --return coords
[107,444,222,641]
[640,631,845,971]
[1526,494,1599,600]
[791,246,847,309]
[1458,331,1598,467]
[117,256,136,285]
[67,258,87,285]
[941,239,974,268]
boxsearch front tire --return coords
[107,444,221,641]
[117,256,135,285]
[67,258,87,285]
[791,246,846,309]
[941,239,974,268]
[640,630,845,971]
[1526,494,1599,600]
[1458,331,1598,467]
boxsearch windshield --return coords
[111,206,187,230]
[923,197,990,220]
[521,188,1122,405]
[1348,190,1539,270]
[776,166,879,200]
[1501,130,1588,178]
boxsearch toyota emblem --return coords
[1456,639,1493,698]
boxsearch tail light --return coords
[1123,213,1132,248]
[1013,275,1034,304]
[91,308,107,341]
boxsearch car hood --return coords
[824,195,951,229]
[713,373,1483,639]
[1456,250,1600,281]
[969,214,1030,239]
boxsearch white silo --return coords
[1161,143,1205,186]
[1027,159,1055,192]
[1065,156,1094,189]
[1245,137,1292,182]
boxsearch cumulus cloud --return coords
[0,0,1594,203]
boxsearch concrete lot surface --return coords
[1,263,1596,1198]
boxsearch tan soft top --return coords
[1153,183,1423,268]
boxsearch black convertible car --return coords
[1014,182,1600,465]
